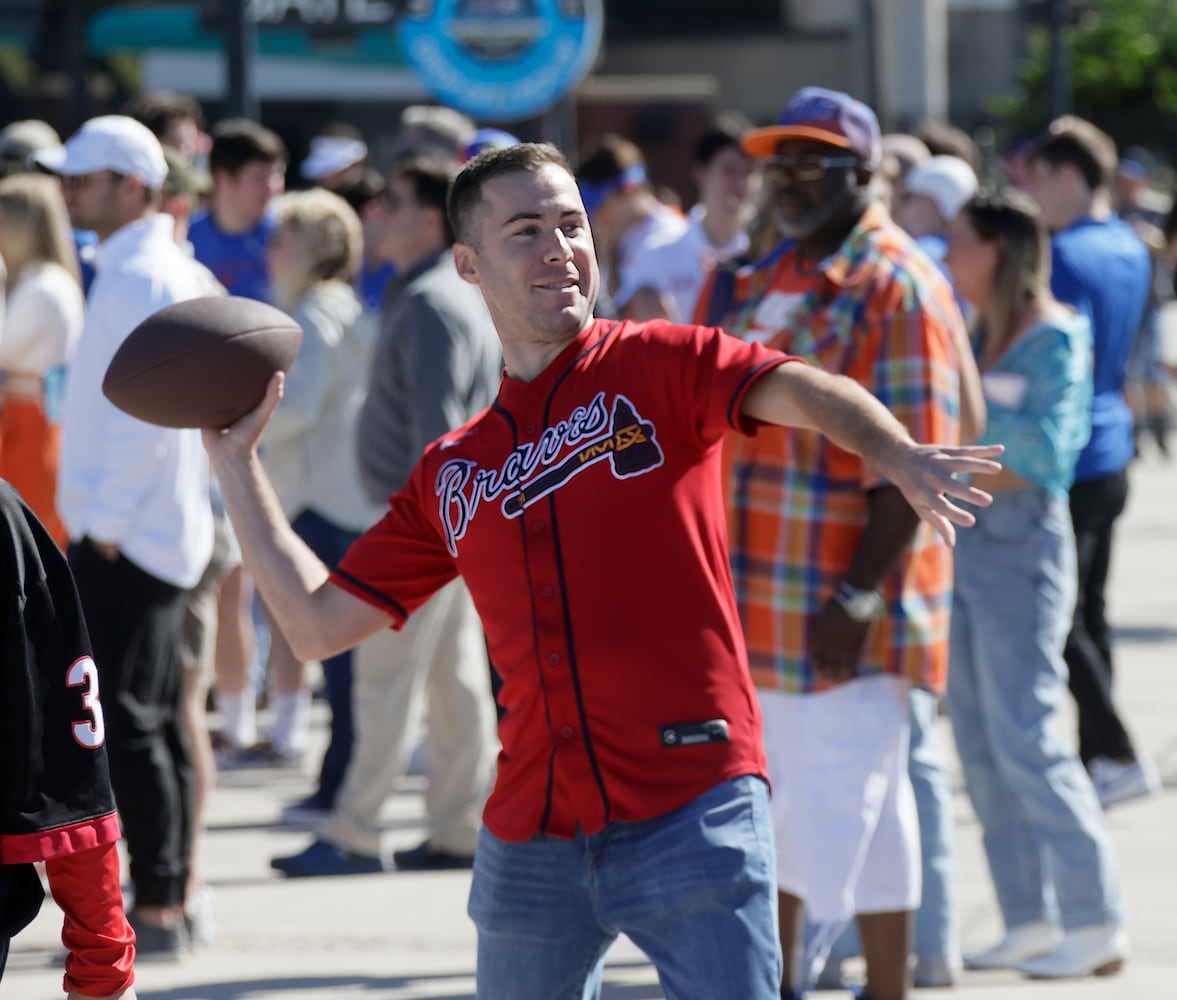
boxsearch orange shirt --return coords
[702,205,966,695]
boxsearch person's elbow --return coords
[289,631,340,665]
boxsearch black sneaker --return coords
[127,908,189,962]
[270,839,384,877]
[392,840,475,871]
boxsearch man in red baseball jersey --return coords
[205,142,1001,999]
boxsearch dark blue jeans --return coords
[291,509,360,809]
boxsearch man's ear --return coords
[453,242,480,286]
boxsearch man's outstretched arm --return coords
[204,374,392,663]
[740,361,1003,545]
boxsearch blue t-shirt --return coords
[358,259,396,311]
[188,209,275,302]
[74,230,97,296]
[1049,214,1150,482]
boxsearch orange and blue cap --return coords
[743,87,881,170]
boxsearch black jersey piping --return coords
[491,399,558,833]
[537,322,621,827]
[333,569,409,622]
[726,356,795,430]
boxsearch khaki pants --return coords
[319,578,498,857]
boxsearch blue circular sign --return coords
[399,0,604,122]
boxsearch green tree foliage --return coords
[994,0,1177,141]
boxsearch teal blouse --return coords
[977,311,1094,500]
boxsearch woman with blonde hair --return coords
[245,188,381,821]
[0,173,84,544]
[943,189,1126,979]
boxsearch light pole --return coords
[224,0,259,120]
[1048,0,1072,117]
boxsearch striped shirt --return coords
[708,204,965,695]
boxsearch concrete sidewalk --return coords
[7,451,1177,999]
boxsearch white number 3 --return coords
[66,656,106,749]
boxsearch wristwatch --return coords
[833,581,885,622]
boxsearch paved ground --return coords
[7,449,1177,999]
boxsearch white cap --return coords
[904,155,978,221]
[32,115,168,190]
[300,136,367,180]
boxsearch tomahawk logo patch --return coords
[436,392,664,556]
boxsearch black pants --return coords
[1064,469,1136,763]
[68,540,193,907]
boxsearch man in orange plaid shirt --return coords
[699,88,982,1000]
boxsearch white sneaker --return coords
[1088,755,1161,810]
[1014,922,1128,979]
[183,883,217,948]
[964,921,1062,970]
[913,953,961,988]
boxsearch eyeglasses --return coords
[764,155,859,182]
[61,171,125,190]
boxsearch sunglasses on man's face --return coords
[764,155,859,183]
[61,171,125,190]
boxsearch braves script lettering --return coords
[435,392,663,556]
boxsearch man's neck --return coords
[699,206,742,250]
[392,242,444,274]
[209,197,258,236]
[794,201,867,264]
[1057,188,1109,230]
[501,323,590,384]
[96,209,154,244]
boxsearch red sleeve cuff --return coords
[45,842,135,996]
[0,812,121,865]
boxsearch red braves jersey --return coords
[334,318,793,841]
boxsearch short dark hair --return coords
[390,155,459,247]
[208,119,288,176]
[692,113,752,168]
[123,90,205,138]
[448,142,571,248]
[917,120,978,170]
[574,134,646,186]
[1029,115,1117,193]
[332,168,387,216]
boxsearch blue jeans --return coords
[467,776,781,999]
[908,688,958,957]
[819,688,958,963]
[291,509,360,808]
[947,488,1122,930]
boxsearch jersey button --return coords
[559,725,574,739]
[540,585,554,598]
[525,423,538,435]
[547,652,562,666]
[532,520,546,533]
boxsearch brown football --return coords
[102,296,303,429]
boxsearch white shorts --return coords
[759,674,920,922]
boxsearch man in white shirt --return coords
[37,115,214,960]
[574,135,687,316]
[622,117,761,323]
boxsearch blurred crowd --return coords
[0,83,1171,999]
